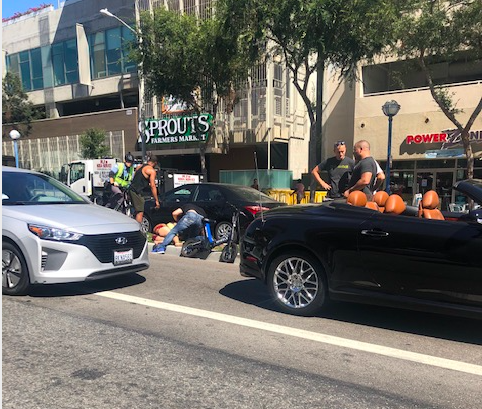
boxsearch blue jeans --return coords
[159,212,204,250]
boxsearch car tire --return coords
[2,242,30,296]
[141,215,152,234]
[267,251,327,316]
[220,242,237,263]
[215,221,232,240]
[180,238,200,258]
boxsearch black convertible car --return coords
[240,179,482,319]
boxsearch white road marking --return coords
[95,290,482,376]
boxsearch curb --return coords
[147,242,240,265]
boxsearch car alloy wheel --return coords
[140,216,151,235]
[215,221,232,240]
[2,242,30,296]
[268,252,327,316]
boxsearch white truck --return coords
[60,158,116,199]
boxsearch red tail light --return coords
[244,205,270,216]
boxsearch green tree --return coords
[80,128,110,159]
[225,0,403,199]
[135,4,253,177]
[394,0,482,179]
[2,72,44,137]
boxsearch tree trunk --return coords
[461,129,474,180]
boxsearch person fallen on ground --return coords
[151,222,182,251]
[152,204,207,254]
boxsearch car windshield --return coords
[453,179,482,211]
[2,171,88,205]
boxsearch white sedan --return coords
[2,166,149,295]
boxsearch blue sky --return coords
[3,1,57,20]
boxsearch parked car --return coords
[142,183,286,239]
[240,179,482,319]
[2,166,149,295]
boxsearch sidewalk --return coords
[147,242,240,265]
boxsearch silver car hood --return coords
[3,203,140,235]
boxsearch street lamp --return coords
[9,129,21,168]
[382,100,401,193]
[100,7,146,163]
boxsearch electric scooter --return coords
[180,207,241,263]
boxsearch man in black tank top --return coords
[129,155,160,224]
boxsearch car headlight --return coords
[28,224,83,241]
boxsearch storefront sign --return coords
[406,129,482,146]
[173,173,200,188]
[138,113,213,145]
[406,133,448,144]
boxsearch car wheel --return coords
[220,243,237,263]
[267,251,327,316]
[2,242,30,296]
[140,215,152,234]
[215,221,232,240]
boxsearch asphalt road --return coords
[3,247,482,409]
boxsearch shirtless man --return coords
[128,155,160,224]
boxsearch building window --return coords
[30,48,44,90]
[52,43,65,86]
[106,27,122,75]
[91,32,106,78]
[251,88,259,116]
[285,69,290,117]
[90,28,137,79]
[363,56,482,95]
[122,26,137,73]
[52,40,79,86]
[7,48,44,91]
[64,40,79,84]
[6,53,20,75]
[273,62,283,88]
[6,41,77,90]
[251,63,267,87]
[19,51,32,90]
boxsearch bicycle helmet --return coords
[125,152,134,162]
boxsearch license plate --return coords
[113,249,133,265]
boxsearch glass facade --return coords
[378,158,482,208]
[89,26,136,79]
[52,40,80,86]
[6,48,44,91]
[5,26,137,91]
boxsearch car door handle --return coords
[361,230,389,237]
